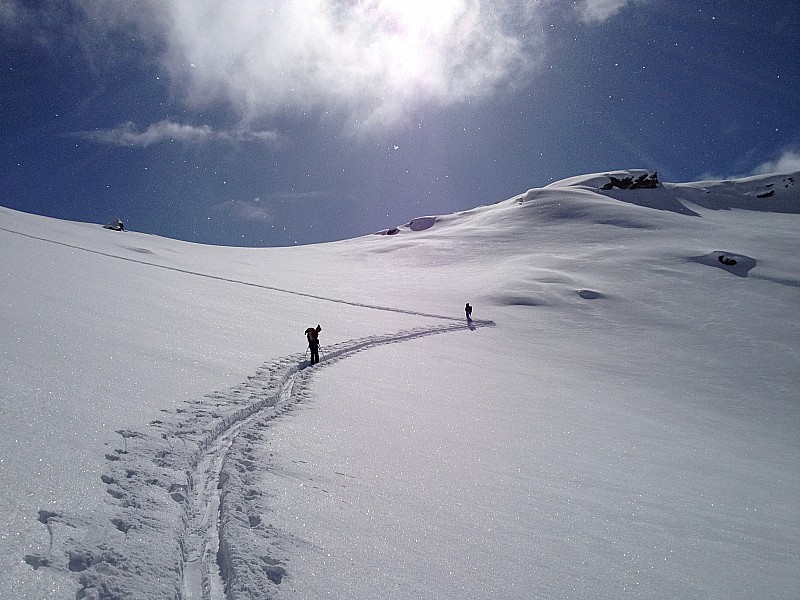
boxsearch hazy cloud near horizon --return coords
[754,151,800,176]
[71,121,280,147]
[211,191,333,224]
[212,198,276,223]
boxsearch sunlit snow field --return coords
[1,170,798,599]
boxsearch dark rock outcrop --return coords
[602,172,660,191]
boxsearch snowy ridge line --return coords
[0,226,461,322]
[24,321,491,599]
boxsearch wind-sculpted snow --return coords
[688,251,800,287]
[23,321,492,599]
[542,170,799,215]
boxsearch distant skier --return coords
[465,303,473,322]
[305,324,322,365]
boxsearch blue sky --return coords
[2,0,799,247]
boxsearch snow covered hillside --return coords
[1,169,799,599]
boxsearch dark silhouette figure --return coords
[305,325,321,364]
[465,303,473,322]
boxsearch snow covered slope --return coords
[1,170,798,599]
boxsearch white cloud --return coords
[576,0,638,23]
[72,120,279,147]
[64,1,638,129]
[183,2,535,124]
[76,0,555,128]
[753,150,800,175]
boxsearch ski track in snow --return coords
[24,320,494,599]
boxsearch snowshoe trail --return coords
[25,321,493,599]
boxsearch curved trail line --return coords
[0,226,460,322]
[27,320,493,599]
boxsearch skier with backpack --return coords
[305,325,322,365]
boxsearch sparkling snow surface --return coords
[1,170,799,599]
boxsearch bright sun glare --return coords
[358,0,466,89]
[379,0,463,34]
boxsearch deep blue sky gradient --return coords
[2,1,798,246]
